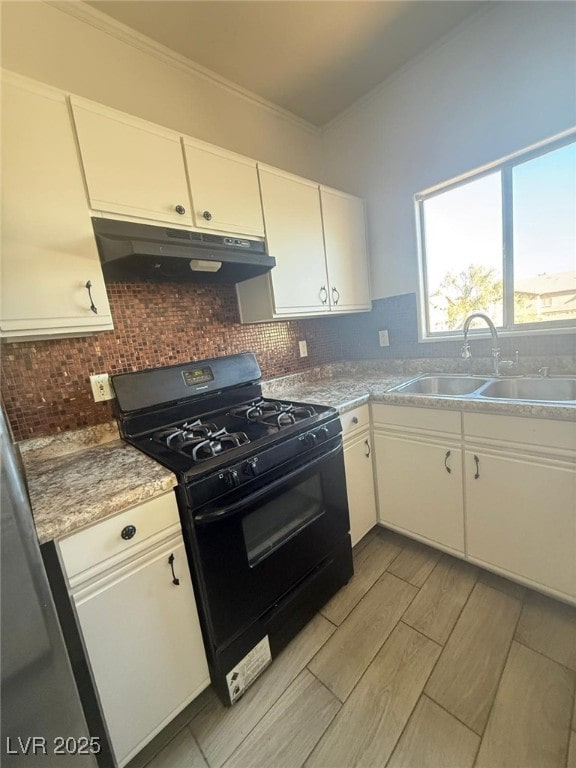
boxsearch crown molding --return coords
[46,0,321,135]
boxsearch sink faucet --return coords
[461,312,518,376]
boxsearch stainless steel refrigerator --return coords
[1,406,97,766]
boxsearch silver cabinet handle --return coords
[175,205,186,215]
[364,439,371,457]
[319,286,328,304]
[444,450,451,474]
[202,210,213,221]
[332,286,341,305]
[474,455,480,479]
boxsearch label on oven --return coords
[225,635,272,704]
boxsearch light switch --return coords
[378,330,390,347]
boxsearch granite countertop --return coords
[21,359,575,545]
[20,422,176,544]
[262,363,576,421]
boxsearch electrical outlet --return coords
[298,340,308,358]
[89,373,114,402]
[378,330,390,347]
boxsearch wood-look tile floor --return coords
[128,527,576,768]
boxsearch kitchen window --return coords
[416,132,576,339]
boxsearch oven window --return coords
[242,475,324,566]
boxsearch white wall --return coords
[0,1,322,178]
[321,2,576,300]
[2,1,574,304]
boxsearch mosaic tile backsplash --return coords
[2,287,574,441]
[1,282,342,441]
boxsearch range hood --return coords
[92,218,275,284]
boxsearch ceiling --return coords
[86,1,487,127]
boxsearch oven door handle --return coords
[194,442,343,526]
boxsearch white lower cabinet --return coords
[374,432,464,552]
[464,413,576,601]
[343,415,377,546]
[374,406,464,553]
[371,403,576,604]
[58,493,209,767]
[372,404,464,553]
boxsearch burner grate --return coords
[230,399,317,429]
[153,420,249,462]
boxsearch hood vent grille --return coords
[165,228,202,241]
[92,218,275,285]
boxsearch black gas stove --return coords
[112,353,353,705]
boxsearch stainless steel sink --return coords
[478,377,576,402]
[390,374,576,403]
[392,375,490,396]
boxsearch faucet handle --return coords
[497,350,519,374]
[461,342,472,360]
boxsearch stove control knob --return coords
[243,457,259,477]
[221,469,240,488]
[316,427,330,442]
[300,431,317,447]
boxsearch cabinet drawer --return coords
[59,492,180,582]
[372,403,461,436]
[463,413,576,455]
[341,405,370,440]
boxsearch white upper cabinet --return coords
[70,97,265,237]
[70,96,193,226]
[0,72,113,339]
[183,139,264,236]
[236,167,371,322]
[321,186,371,312]
[259,166,329,315]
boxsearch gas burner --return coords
[230,399,317,429]
[153,420,219,448]
[153,420,249,462]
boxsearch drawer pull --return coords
[120,525,137,540]
[444,450,451,474]
[168,553,180,586]
[352,416,359,424]
[364,439,371,457]
[474,455,480,479]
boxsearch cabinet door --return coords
[465,450,576,599]
[183,139,264,236]
[321,187,371,312]
[344,431,377,546]
[1,74,113,338]
[71,97,192,226]
[258,167,328,314]
[74,538,209,767]
[374,432,464,552]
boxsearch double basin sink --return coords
[390,375,576,404]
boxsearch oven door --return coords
[190,439,350,647]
